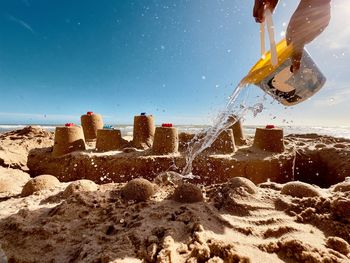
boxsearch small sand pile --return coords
[121,178,155,202]
[0,126,54,169]
[63,179,98,197]
[333,181,350,193]
[21,174,60,197]
[172,183,204,203]
[281,181,321,198]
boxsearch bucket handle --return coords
[260,9,278,66]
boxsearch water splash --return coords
[182,82,265,176]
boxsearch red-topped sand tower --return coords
[81,111,104,141]
[152,123,179,155]
[52,123,86,157]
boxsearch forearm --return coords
[287,0,331,48]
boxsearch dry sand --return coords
[0,174,349,262]
[0,126,54,170]
[0,127,349,262]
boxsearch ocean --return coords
[1,124,350,139]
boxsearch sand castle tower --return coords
[253,125,284,153]
[81,112,104,141]
[227,115,246,146]
[96,126,124,152]
[52,123,86,157]
[132,113,155,149]
[152,123,179,155]
[208,129,237,154]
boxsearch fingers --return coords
[253,0,265,23]
[253,0,279,23]
[291,50,303,73]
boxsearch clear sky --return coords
[0,0,349,126]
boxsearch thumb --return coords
[291,49,303,73]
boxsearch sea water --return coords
[181,82,265,176]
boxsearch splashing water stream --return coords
[182,82,265,176]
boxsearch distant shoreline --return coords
[1,124,350,139]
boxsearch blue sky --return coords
[0,0,349,126]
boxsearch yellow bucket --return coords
[242,39,293,85]
[242,39,326,106]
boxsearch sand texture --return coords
[0,175,349,262]
[0,127,350,262]
[0,126,54,170]
[27,132,350,187]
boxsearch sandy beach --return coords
[0,126,349,263]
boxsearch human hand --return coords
[286,0,331,72]
[253,0,279,23]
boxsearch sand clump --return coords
[281,181,321,198]
[225,177,257,194]
[21,174,60,197]
[172,183,204,203]
[333,181,350,192]
[259,237,345,262]
[63,179,98,197]
[326,236,350,255]
[331,197,350,220]
[121,178,155,202]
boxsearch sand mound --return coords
[326,236,350,255]
[226,177,257,194]
[121,178,155,202]
[21,174,60,197]
[0,167,30,198]
[259,237,345,262]
[333,182,350,192]
[0,126,53,169]
[63,179,98,197]
[281,181,321,198]
[172,183,204,203]
[331,197,350,220]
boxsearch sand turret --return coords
[152,124,179,155]
[132,113,155,149]
[253,125,284,153]
[81,112,104,141]
[227,115,246,146]
[96,127,124,152]
[208,129,237,154]
[52,123,86,157]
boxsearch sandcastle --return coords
[52,123,86,157]
[28,114,350,187]
[207,129,236,154]
[132,113,155,149]
[253,125,284,153]
[81,112,104,141]
[227,115,246,146]
[96,127,125,152]
[152,124,179,155]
